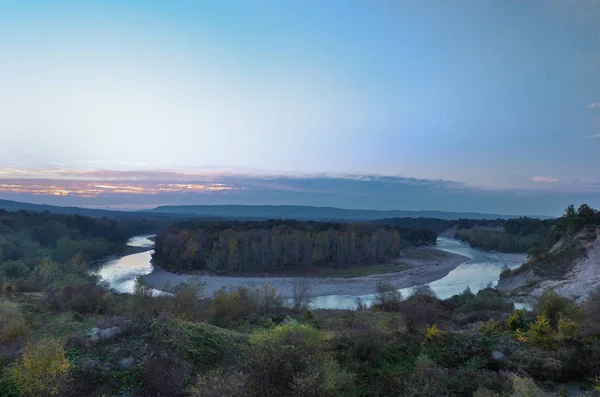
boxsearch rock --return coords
[119,356,136,368]
[491,350,506,361]
[86,326,122,341]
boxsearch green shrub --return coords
[0,301,29,344]
[246,323,324,396]
[477,320,504,335]
[256,281,285,316]
[209,286,257,325]
[509,375,545,397]
[48,280,108,315]
[168,280,206,321]
[152,320,247,370]
[535,290,572,327]
[453,288,513,314]
[0,375,18,397]
[526,315,555,348]
[291,358,356,397]
[189,369,246,397]
[373,280,402,312]
[9,337,70,397]
[506,310,524,331]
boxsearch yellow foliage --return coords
[9,338,70,396]
[425,324,442,341]
[506,309,524,331]
[514,329,528,342]
[526,315,555,348]
[477,320,502,335]
[557,315,579,341]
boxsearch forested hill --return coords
[0,199,190,219]
[0,210,159,292]
[145,204,530,221]
[152,219,438,273]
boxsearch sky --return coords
[0,0,599,215]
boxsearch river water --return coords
[91,236,527,309]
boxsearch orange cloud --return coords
[0,181,239,197]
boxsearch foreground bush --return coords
[0,301,28,344]
[291,358,356,397]
[246,323,324,396]
[9,338,70,397]
[189,369,246,397]
[151,320,248,370]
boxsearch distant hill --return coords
[144,204,530,221]
[0,199,188,219]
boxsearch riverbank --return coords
[142,247,469,298]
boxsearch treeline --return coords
[454,217,558,253]
[454,229,540,253]
[0,210,161,292]
[456,205,600,254]
[153,219,438,273]
[500,204,600,280]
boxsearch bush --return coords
[152,320,247,370]
[409,285,437,304]
[9,337,70,397]
[48,280,108,315]
[400,299,441,332]
[291,279,313,312]
[291,358,356,397]
[0,301,28,344]
[0,375,18,397]
[506,309,524,331]
[509,375,546,397]
[256,281,284,316]
[328,311,396,365]
[246,323,324,396]
[535,290,572,327]
[139,353,188,397]
[526,315,555,348]
[209,286,257,325]
[168,280,206,321]
[189,369,246,397]
[373,280,403,312]
[129,276,170,320]
[452,288,513,314]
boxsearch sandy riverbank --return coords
[142,248,469,298]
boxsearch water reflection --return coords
[311,237,525,309]
[93,236,526,309]
[90,235,155,293]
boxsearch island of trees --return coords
[152,219,438,273]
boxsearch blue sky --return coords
[0,1,599,214]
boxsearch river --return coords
[90,236,527,309]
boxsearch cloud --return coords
[532,176,560,183]
[1,171,599,216]
[588,102,600,109]
[586,133,600,139]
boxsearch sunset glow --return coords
[0,181,238,197]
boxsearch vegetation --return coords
[3,207,600,396]
[500,204,599,280]
[453,217,558,253]
[153,219,438,273]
